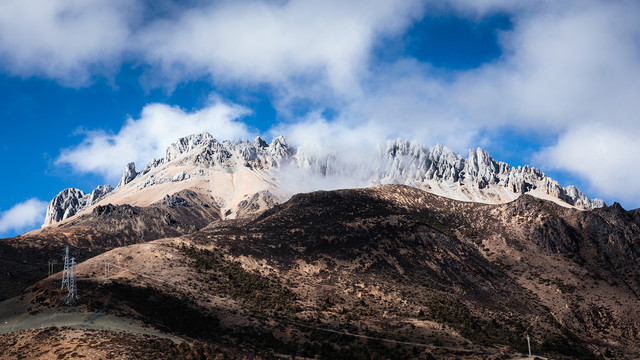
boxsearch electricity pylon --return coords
[61,246,70,290]
[104,259,109,282]
[68,257,77,300]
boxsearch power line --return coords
[272,316,435,348]
[6,255,479,354]
[1,262,54,273]
[4,253,527,357]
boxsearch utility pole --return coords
[527,333,531,357]
[68,257,77,300]
[61,246,70,290]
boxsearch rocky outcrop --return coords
[235,190,280,218]
[291,138,604,209]
[267,135,294,164]
[139,158,163,176]
[117,162,138,187]
[44,133,605,227]
[43,184,114,226]
[366,139,605,209]
[253,136,268,148]
[43,133,296,226]
[371,141,465,183]
[160,132,294,169]
[84,185,114,205]
[165,132,215,162]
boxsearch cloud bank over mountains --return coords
[1,0,639,207]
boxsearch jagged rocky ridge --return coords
[43,185,113,226]
[143,132,293,173]
[370,140,605,209]
[44,132,605,226]
[43,133,293,226]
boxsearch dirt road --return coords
[0,295,181,342]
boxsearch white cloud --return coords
[136,0,423,95]
[446,1,640,131]
[535,125,640,204]
[443,0,528,17]
[0,198,48,235]
[0,0,138,85]
[4,0,639,206]
[282,1,636,208]
[56,99,252,181]
[324,1,640,139]
[273,0,640,206]
[0,0,423,91]
[442,1,640,205]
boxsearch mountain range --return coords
[2,133,637,359]
[43,132,605,228]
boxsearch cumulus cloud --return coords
[0,198,48,236]
[56,99,252,181]
[535,125,640,204]
[447,1,640,130]
[443,1,640,206]
[136,0,423,95]
[4,0,639,206]
[331,1,640,137]
[0,0,138,85]
[0,0,423,92]
[272,0,640,206]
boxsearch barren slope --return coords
[0,189,221,301]
[2,185,638,359]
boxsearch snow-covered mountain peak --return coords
[158,132,294,170]
[164,132,215,163]
[43,133,606,227]
[369,140,604,209]
[253,136,268,149]
[43,185,114,226]
[374,139,464,183]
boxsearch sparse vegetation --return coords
[461,227,480,240]
[552,277,576,294]
[418,295,526,350]
[180,245,301,313]
[541,204,561,219]
[539,327,596,359]
[424,216,455,237]
[3,185,640,358]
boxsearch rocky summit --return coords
[43,185,114,226]
[369,139,605,209]
[43,133,604,227]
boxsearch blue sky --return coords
[1,0,639,237]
